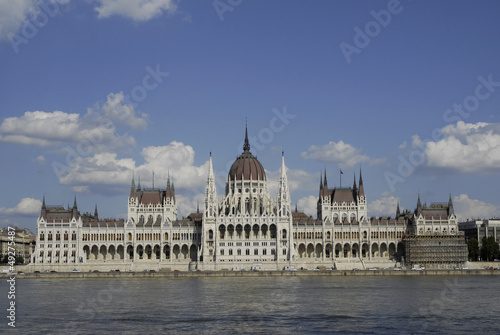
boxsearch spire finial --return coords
[243,122,250,152]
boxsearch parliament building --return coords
[30,128,466,271]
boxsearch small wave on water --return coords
[3,275,499,334]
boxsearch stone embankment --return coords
[2,269,499,279]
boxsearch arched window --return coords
[282,230,287,239]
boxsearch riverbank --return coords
[2,268,500,279]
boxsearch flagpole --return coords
[340,169,342,188]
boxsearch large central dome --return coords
[228,127,266,181]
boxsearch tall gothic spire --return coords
[130,173,136,198]
[448,193,454,215]
[396,201,400,218]
[322,169,329,197]
[166,174,172,199]
[243,122,250,152]
[205,152,217,218]
[94,203,99,221]
[416,193,422,215]
[41,195,47,220]
[72,195,79,220]
[358,168,365,197]
[277,152,291,217]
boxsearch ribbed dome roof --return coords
[228,127,266,181]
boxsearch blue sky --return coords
[1,0,500,231]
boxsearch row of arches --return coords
[295,242,405,260]
[297,243,332,259]
[82,244,198,262]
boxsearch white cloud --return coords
[59,152,135,186]
[56,141,209,196]
[369,195,400,218]
[36,155,46,164]
[0,92,144,151]
[267,167,316,199]
[94,0,177,21]
[297,195,317,217]
[89,92,148,130]
[411,135,423,149]
[71,186,89,193]
[453,194,499,221]
[422,121,500,173]
[301,140,384,169]
[398,141,407,150]
[0,0,70,41]
[0,198,42,215]
[176,194,204,219]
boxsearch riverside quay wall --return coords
[2,269,500,279]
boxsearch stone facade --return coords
[29,129,466,272]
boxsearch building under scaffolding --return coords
[404,233,467,269]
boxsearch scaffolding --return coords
[404,232,467,269]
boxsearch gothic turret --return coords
[72,195,79,220]
[358,168,365,197]
[416,194,422,216]
[448,193,454,216]
[130,174,136,198]
[204,152,218,218]
[41,195,47,220]
[277,152,291,218]
[94,203,99,221]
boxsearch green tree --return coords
[467,238,479,261]
[480,236,500,261]
[15,256,24,265]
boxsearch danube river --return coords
[2,275,499,334]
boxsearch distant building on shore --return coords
[0,227,35,262]
[459,219,500,244]
[30,128,467,271]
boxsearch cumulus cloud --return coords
[453,194,499,221]
[266,167,316,198]
[94,0,177,21]
[176,194,204,218]
[422,121,500,173]
[88,92,148,130]
[58,152,135,186]
[0,92,145,152]
[0,198,42,215]
[297,195,317,217]
[56,141,209,197]
[301,140,384,169]
[369,195,400,218]
[0,0,69,41]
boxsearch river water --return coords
[1,275,499,334]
